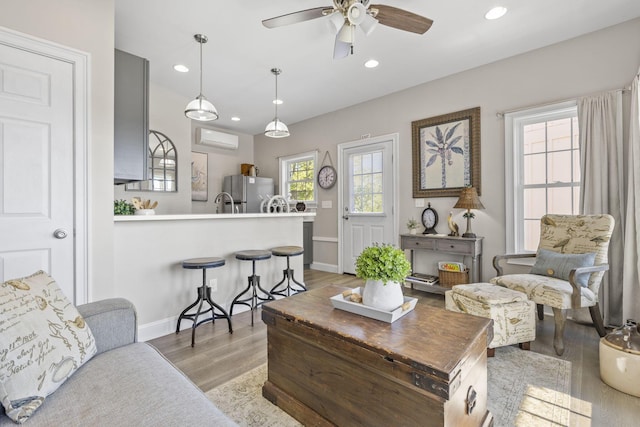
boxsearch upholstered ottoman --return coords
[445,283,536,356]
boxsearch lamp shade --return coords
[347,3,367,26]
[185,95,218,121]
[326,10,345,34]
[265,119,290,138]
[454,187,485,210]
[359,13,378,36]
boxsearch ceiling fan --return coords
[262,0,433,59]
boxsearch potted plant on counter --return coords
[114,199,136,215]
[355,243,411,311]
[406,218,420,234]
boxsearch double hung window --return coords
[279,151,317,206]
[505,101,580,253]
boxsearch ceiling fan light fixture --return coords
[327,10,345,34]
[337,23,354,44]
[347,3,366,25]
[359,13,378,36]
[185,34,218,121]
[265,68,290,139]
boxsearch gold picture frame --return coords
[411,107,481,198]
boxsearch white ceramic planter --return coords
[362,279,404,312]
[134,209,156,215]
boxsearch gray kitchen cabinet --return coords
[114,49,149,184]
[303,221,313,268]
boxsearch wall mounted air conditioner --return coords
[196,128,239,150]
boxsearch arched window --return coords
[126,130,177,192]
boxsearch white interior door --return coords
[0,39,75,299]
[339,135,398,274]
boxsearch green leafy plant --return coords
[355,243,411,283]
[406,218,419,230]
[114,199,136,215]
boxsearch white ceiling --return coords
[115,0,640,135]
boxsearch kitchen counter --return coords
[113,212,313,341]
[114,212,315,222]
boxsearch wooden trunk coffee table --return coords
[261,285,493,427]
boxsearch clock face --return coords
[421,206,438,231]
[318,165,337,189]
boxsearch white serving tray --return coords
[330,287,418,323]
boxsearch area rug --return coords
[206,346,571,427]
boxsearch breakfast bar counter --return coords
[113,212,314,341]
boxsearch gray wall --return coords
[254,18,640,279]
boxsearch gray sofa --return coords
[0,298,237,426]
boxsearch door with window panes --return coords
[341,138,395,274]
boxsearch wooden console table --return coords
[400,234,483,293]
[262,285,493,427]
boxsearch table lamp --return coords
[453,187,484,238]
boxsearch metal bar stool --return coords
[230,250,274,326]
[177,257,232,347]
[270,245,306,297]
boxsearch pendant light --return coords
[265,68,290,138]
[184,34,218,121]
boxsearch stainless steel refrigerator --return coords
[222,175,274,213]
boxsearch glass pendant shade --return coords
[185,34,218,122]
[265,118,290,138]
[185,95,218,121]
[265,68,289,138]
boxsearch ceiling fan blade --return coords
[262,7,329,29]
[334,36,351,60]
[371,5,433,34]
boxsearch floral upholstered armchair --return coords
[490,214,614,355]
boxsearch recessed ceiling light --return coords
[273,99,283,105]
[364,59,379,68]
[173,64,189,73]
[485,6,507,20]
[231,116,241,121]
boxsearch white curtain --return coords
[623,68,640,323]
[578,91,625,325]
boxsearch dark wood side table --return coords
[400,234,484,293]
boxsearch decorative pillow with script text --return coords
[0,271,96,423]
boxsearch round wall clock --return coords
[317,165,337,189]
[421,203,438,234]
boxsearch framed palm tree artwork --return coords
[411,107,481,198]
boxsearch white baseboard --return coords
[310,262,338,273]
[138,304,251,342]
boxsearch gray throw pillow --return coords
[531,248,596,287]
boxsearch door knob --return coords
[53,229,68,239]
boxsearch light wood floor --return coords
[150,270,640,426]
